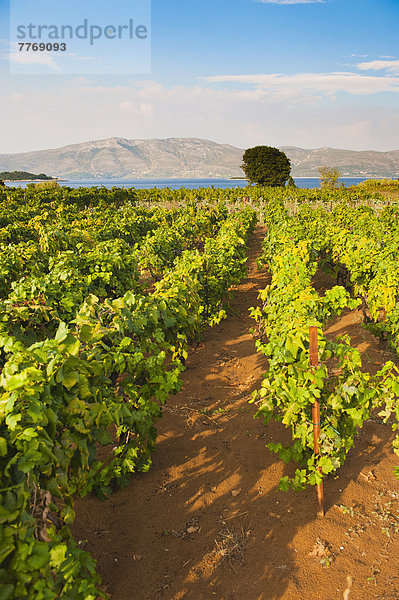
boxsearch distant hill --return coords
[0,138,398,179]
[282,146,399,178]
[0,138,244,180]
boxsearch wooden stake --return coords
[309,326,324,517]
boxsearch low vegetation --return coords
[0,171,54,181]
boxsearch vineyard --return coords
[1,183,399,599]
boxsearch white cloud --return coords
[119,100,155,116]
[357,59,399,74]
[8,51,59,68]
[66,53,96,62]
[0,75,398,154]
[203,71,399,96]
[257,0,324,4]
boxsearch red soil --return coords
[73,227,399,600]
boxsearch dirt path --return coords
[73,227,399,600]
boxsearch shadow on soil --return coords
[72,228,398,600]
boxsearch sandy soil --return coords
[73,227,399,600]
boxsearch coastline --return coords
[3,179,59,183]
[3,176,385,191]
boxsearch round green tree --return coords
[241,146,291,187]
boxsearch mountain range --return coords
[1,137,398,179]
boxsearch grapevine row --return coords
[0,199,256,598]
[251,198,399,493]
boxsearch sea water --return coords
[4,177,373,190]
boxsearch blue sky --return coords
[0,0,398,153]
